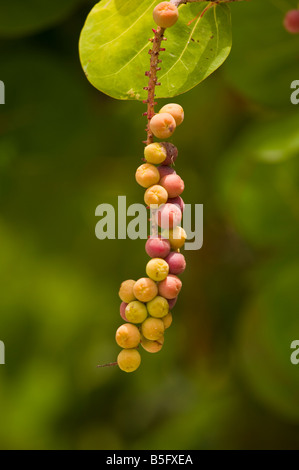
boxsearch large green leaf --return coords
[0,0,82,37]
[79,0,232,100]
[224,0,299,108]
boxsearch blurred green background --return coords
[1,0,299,450]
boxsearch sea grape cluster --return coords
[117,101,186,372]
[115,2,185,373]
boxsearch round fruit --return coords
[144,184,168,206]
[165,252,186,275]
[144,143,167,164]
[284,10,299,34]
[160,173,184,198]
[159,103,184,126]
[145,236,171,258]
[157,165,176,179]
[150,113,176,139]
[155,202,182,229]
[147,295,169,318]
[158,274,182,299]
[135,163,160,188]
[133,277,158,302]
[141,335,164,353]
[118,279,136,303]
[117,348,141,372]
[160,143,178,166]
[146,257,169,281]
[162,225,187,250]
[141,317,165,341]
[115,323,141,349]
[125,300,148,323]
[153,2,179,29]
[162,312,173,329]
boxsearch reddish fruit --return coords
[284,10,299,34]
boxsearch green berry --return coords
[125,300,148,323]
[147,295,169,318]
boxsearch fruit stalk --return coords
[145,26,165,146]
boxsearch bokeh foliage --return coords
[0,0,299,449]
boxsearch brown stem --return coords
[144,26,165,146]
[171,0,247,6]
[97,361,118,368]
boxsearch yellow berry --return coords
[118,279,136,303]
[135,163,160,188]
[144,184,168,206]
[162,312,173,329]
[115,323,141,349]
[141,334,164,353]
[144,143,167,164]
[125,300,148,324]
[141,317,165,341]
[133,277,158,302]
[147,295,169,318]
[117,348,141,372]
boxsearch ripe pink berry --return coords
[145,236,171,258]
[158,274,182,299]
[150,113,176,139]
[155,202,182,229]
[153,2,179,29]
[284,9,299,34]
[160,173,184,198]
[165,252,186,275]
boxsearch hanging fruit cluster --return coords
[115,2,188,373]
